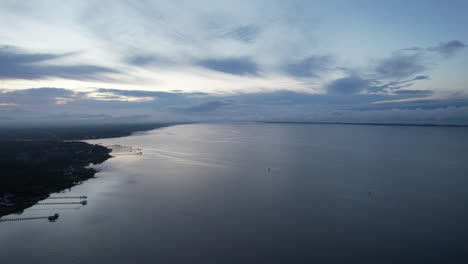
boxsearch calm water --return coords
[1,123,468,263]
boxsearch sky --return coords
[1,0,468,125]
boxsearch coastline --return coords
[262,121,468,128]
[0,123,178,218]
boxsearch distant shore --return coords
[262,121,468,128]
[0,123,182,142]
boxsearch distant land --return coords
[0,123,178,217]
[0,123,182,141]
[262,121,468,128]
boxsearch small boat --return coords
[48,214,60,222]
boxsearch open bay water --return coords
[1,123,468,263]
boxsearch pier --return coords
[0,214,59,223]
[48,196,87,199]
[105,144,143,155]
[37,201,87,206]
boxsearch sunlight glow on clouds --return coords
[0,0,467,124]
[85,92,156,103]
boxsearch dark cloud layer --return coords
[1,87,467,125]
[327,76,370,95]
[0,46,60,64]
[0,86,439,110]
[0,87,74,105]
[0,45,117,80]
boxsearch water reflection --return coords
[1,123,468,263]
[0,213,60,223]
[102,144,143,156]
[0,195,88,223]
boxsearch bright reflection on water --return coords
[1,123,468,263]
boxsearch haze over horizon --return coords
[1,0,468,125]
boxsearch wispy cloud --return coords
[0,45,117,80]
[401,40,466,58]
[126,55,174,67]
[283,55,333,78]
[195,57,259,76]
[220,25,260,43]
[429,40,466,57]
[375,52,426,80]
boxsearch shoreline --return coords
[0,123,178,218]
[261,121,468,128]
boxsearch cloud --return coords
[0,87,168,108]
[94,88,207,107]
[126,55,173,67]
[85,91,155,102]
[0,86,433,111]
[283,55,333,78]
[366,75,430,94]
[0,46,60,64]
[401,47,424,52]
[0,1,467,125]
[375,52,426,79]
[362,98,468,110]
[412,75,430,81]
[429,40,466,57]
[195,57,259,76]
[226,88,431,106]
[1,87,467,125]
[401,40,466,58]
[392,89,432,96]
[175,100,232,113]
[326,76,371,95]
[127,56,158,66]
[0,88,75,105]
[0,45,117,80]
[220,25,260,43]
